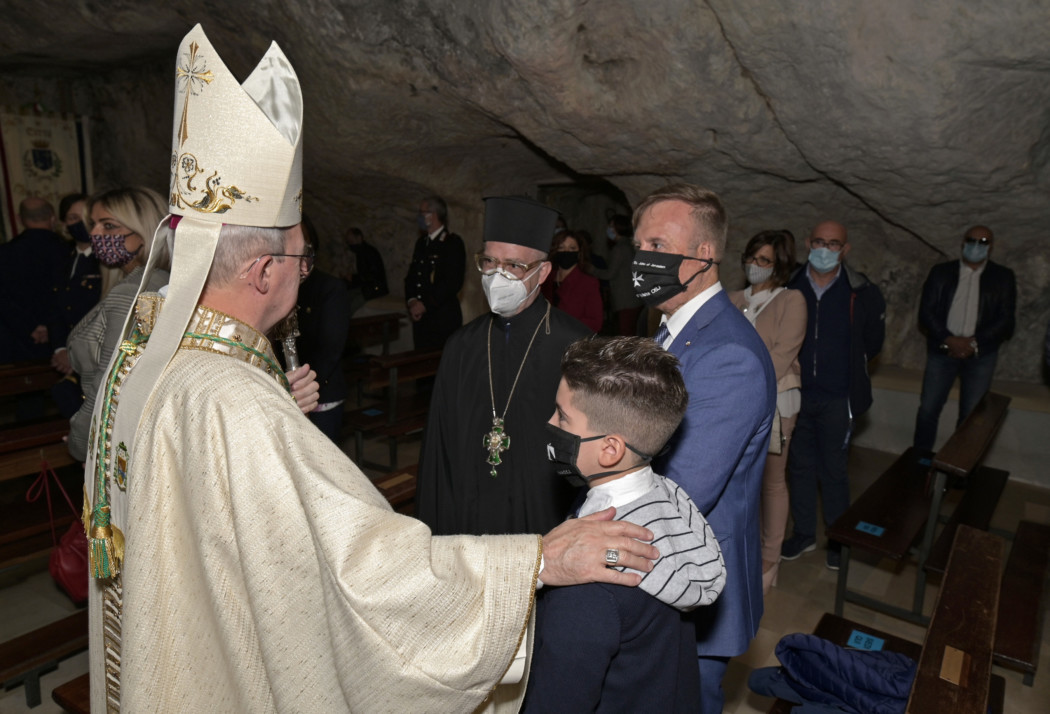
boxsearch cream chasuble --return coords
[86,297,538,713]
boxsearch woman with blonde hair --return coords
[66,187,171,461]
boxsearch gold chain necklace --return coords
[485,303,550,477]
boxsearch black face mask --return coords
[68,222,91,244]
[553,251,579,270]
[631,250,717,307]
[545,423,651,488]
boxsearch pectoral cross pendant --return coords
[484,417,511,478]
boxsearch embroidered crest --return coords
[115,442,129,490]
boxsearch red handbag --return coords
[26,461,89,604]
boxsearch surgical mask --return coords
[481,268,541,317]
[631,250,717,308]
[807,247,840,274]
[745,263,774,286]
[606,226,618,242]
[553,251,579,269]
[68,222,91,244]
[962,241,989,264]
[545,423,652,488]
[417,214,428,232]
[91,233,139,267]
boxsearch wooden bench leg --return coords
[914,469,948,617]
[835,544,850,616]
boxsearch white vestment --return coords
[87,299,538,713]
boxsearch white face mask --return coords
[482,268,541,317]
[745,263,774,286]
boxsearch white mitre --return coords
[87,23,303,577]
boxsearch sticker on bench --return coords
[362,408,384,417]
[846,630,885,651]
[855,521,886,537]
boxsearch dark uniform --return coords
[403,227,465,351]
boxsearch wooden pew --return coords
[372,464,417,516]
[993,520,1050,685]
[347,311,402,356]
[0,361,60,399]
[51,672,88,714]
[828,391,1010,622]
[0,610,88,708]
[346,350,442,471]
[907,525,1004,712]
[767,526,1006,714]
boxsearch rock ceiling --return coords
[1,1,1047,380]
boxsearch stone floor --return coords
[2,437,1048,713]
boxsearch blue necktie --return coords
[652,323,670,348]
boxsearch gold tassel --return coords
[87,504,125,579]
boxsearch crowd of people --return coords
[0,22,1029,714]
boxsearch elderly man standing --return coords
[416,196,592,536]
[631,184,775,713]
[83,26,657,713]
[781,221,886,569]
[913,225,1016,451]
[0,196,68,361]
[404,194,466,350]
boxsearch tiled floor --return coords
[2,438,1048,713]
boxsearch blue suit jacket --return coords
[655,288,776,657]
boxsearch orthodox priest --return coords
[83,25,657,714]
[416,197,593,536]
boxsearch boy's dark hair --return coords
[561,336,688,456]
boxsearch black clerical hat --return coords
[482,196,558,254]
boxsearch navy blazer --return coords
[523,584,700,713]
[655,288,776,657]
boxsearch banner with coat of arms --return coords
[0,109,86,242]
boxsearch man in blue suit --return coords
[632,184,776,712]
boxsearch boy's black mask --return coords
[545,423,652,489]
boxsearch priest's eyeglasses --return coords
[475,252,543,280]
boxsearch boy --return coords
[523,336,726,713]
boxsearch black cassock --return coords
[416,297,592,535]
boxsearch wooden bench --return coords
[768,526,1006,714]
[347,350,442,471]
[373,464,418,516]
[347,311,403,356]
[993,520,1050,686]
[52,672,88,714]
[828,391,1010,622]
[0,465,83,572]
[0,361,60,399]
[0,610,88,707]
[907,525,1004,712]
[0,418,75,485]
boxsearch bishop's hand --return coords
[538,507,658,587]
[287,364,320,414]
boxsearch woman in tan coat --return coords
[729,230,807,594]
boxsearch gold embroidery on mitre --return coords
[175,40,214,147]
[170,152,258,214]
[294,188,303,215]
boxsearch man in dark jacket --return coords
[913,226,1016,452]
[781,220,886,571]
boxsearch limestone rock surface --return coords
[0,0,1047,379]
